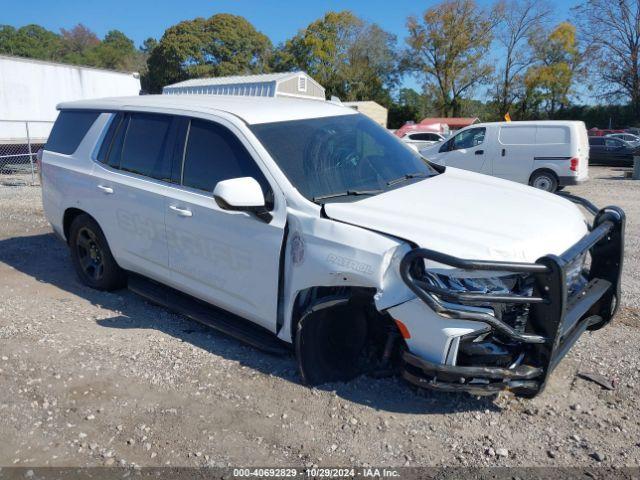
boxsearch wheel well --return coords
[291,286,403,383]
[62,208,89,243]
[529,168,558,185]
[289,286,393,343]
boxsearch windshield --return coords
[250,114,437,202]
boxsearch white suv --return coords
[400,131,446,149]
[41,95,625,397]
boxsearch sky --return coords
[3,0,583,97]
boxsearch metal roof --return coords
[419,117,480,128]
[164,72,305,89]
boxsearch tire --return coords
[295,300,368,386]
[530,170,558,192]
[68,214,126,291]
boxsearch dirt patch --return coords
[0,167,639,468]
[617,307,640,328]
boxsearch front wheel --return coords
[295,300,368,386]
[69,214,126,291]
[530,171,558,192]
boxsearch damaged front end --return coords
[398,196,625,397]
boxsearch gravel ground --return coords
[0,166,638,469]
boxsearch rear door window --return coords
[181,119,270,196]
[119,113,174,181]
[46,110,100,154]
[409,133,440,141]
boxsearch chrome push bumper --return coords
[399,194,625,397]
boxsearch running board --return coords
[128,274,290,356]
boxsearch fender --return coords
[277,208,415,343]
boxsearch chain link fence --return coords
[0,120,54,186]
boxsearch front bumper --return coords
[399,194,625,397]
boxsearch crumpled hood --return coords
[324,168,589,263]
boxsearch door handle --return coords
[97,185,114,194]
[169,205,193,217]
[501,149,506,157]
[475,150,484,155]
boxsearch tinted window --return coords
[46,110,99,154]
[452,127,486,150]
[119,113,173,181]
[409,133,440,141]
[96,113,124,164]
[105,115,129,169]
[182,119,269,194]
[250,114,436,201]
[589,137,604,146]
[605,138,623,147]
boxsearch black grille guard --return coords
[399,194,625,396]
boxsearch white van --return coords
[420,121,589,192]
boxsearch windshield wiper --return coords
[312,189,383,202]
[386,172,430,186]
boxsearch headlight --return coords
[566,252,588,295]
[428,252,588,302]
[425,272,533,332]
[427,272,526,296]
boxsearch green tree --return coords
[273,11,399,103]
[146,14,272,93]
[388,89,420,128]
[0,25,17,55]
[522,22,583,118]
[1,24,61,60]
[406,0,497,117]
[138,38,158,92]
[93,30,138,70]
[492,0,552,118]
[140,37,158,56]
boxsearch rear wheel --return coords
[69,214,126,290]
[530,170,558,192]
[295,300,368,386]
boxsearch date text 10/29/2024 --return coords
[233,468,401,478]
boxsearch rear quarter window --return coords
[409,133,439,141]
[45,111,100,154]
[535,126,570,145]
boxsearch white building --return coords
[0,55,141,141]
[163,72,325,101]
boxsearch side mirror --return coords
[213,177,272,223]
[439,141,450,153]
